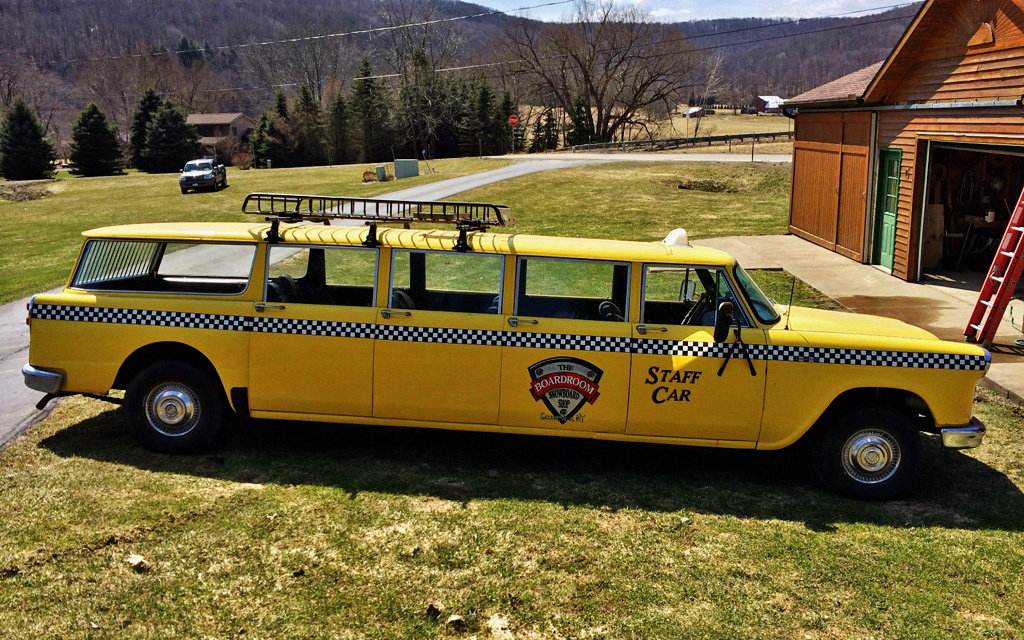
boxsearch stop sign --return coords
[508,115,519,127]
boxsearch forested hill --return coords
[678,5,919,99]
[3,0,916,100]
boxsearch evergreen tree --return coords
[350,56,394,163]
[528,116,545,153]
[325,94,350,165]
[175,36,204,68]
[565,95,595,147]
[141,102,201,173]
[0,97,56,180]
[275,91,289,120]
[129,89,162,170]
[69,103,123,176]
[494,92,518,154]
[250,112,273,168]
[294,85,325,166]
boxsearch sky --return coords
[481,0,915,23]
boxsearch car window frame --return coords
[70,238,258,297]
[387,247,505,315]
[262,243,380,307]
[639,262,752,328]
[513,255,631,322]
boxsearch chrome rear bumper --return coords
[22,364,64,394]
[941,417,985,449]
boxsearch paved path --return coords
[0,159,600,448]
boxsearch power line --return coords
[58,0,575,64]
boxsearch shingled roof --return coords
[786,62,884,107]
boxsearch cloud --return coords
[650,7,695,21]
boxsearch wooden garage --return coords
[787,0,1024,282]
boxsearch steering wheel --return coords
[682,293,710,326]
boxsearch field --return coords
[4,161,1024,638]
[0,158,509,305]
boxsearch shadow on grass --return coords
[40,408,1024,532]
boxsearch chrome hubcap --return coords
[145,383,200,437]
[842,429,900,484]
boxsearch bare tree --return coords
[691,52,726,138]
[504,0,699,145]
[244,26,357,104]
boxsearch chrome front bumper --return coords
[941,417,985,449]
[22,364,64,394]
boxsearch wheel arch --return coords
[114,342,225,399]
[798,386,936,445]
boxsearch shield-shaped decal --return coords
[528,356,603,423]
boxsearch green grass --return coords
[0,158,509,305]
[452,161,791,242]
[1,388,1022,638]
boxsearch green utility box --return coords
[394,159,419,179]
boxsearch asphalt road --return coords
[0,158,601,448]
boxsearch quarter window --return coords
[72,240,255,295]
[515,257,629,322]
[390,250,503,314]
[642,265,745,326]
[266,246,377,306]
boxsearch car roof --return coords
[82,222,738,266]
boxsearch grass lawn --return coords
[451,161,791,241]
[0,158,510,306]
[5,159,1023,637]
[653,113,793,138]
[2,387,1022,638]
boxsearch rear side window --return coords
[72,239,255,295]
[266,246,377,306]
[390,250,503,314]
[515,257,629,322]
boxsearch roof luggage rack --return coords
[241,193,513,251]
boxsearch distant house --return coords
[684,107,706,118]
[186,113,255,149]
[753,96,786,113]
[787,0,1024,283]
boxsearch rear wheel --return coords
[813,405,921,500]
[125,361,225,453]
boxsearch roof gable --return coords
[865,0,1024,103]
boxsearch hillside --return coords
[0,0,918,146]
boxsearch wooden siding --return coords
[875,107,1024,279]
[789,113,871,259]
[878,0,1024,103]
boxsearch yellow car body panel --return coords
[25,221,989,456]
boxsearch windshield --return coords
[184,161,212,172]
[734,264,781,325]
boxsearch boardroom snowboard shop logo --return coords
[528,356,603,423]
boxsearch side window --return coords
[642,265,743,326]
[390,250,503,314]
[266,246,377,306]
[515,257,629,322]
[71,239,255,295]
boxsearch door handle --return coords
[508,317,538,328]
[255,303,286,312]
[381,309,412,319]
[637,325,668,334]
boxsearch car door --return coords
[248,244,378,417]
[626,264,768,443]
[373,248,505,425]
[499,256,632,433]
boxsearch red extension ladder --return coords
[964,185,1024,347]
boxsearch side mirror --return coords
[713,301,734,343]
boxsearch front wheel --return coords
[125,361,225,453]
[813,405,921,500]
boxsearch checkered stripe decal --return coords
[508,332,632,352]
[256,317,375,339]
[634,339,987,370]
[379,325,497,345]
[29,303,988,370]
[30,304,252,331]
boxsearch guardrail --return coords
[570,130,793,153]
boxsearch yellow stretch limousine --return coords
[23,194,989,499]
